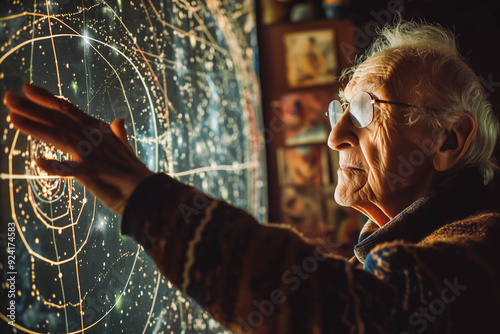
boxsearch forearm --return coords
[121,173,401,333]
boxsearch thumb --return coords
[110,118,134,153]
[110,118,129,143]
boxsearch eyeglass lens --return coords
[350,92,373,128]
[327,92,374,129]
[327,100,342,129]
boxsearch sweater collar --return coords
[353,167,491,264]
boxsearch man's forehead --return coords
[343,54,396,100]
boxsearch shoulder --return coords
[364,211,500,283]
[421,211,500,245]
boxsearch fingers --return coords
[22,83,95,124]
[4,92,56,126]
[8,113,81,159]
[5,91,86,132]
[36,158,82,177]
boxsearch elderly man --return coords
[4,20,500,333]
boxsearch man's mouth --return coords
[339,164,364,171]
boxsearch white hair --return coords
[341,19,499,184]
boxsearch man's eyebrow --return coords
[338,89,347,104]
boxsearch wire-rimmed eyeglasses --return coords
[326,91,424,129]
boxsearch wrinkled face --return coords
[328,54,438,220]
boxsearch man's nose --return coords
[327,109,359,151]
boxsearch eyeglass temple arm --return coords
[374,99,420,109]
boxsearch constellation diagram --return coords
[0,1,267,333]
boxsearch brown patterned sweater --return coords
[121,167,500,333]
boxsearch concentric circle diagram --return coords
[0,1,267,333]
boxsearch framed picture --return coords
[281,89,332,146]
[277,145,330,186]
[284,29,338,88]
[280,186,325,236]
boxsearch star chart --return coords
[0,0,267,333]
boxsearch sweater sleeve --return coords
[120,173,496,333]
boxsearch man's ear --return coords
[433,111,477,171]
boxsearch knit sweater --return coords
[121,167,500,333]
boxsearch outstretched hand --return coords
[4,83,154,214]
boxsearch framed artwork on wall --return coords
[280,186,326,236]
[277,145,330,186]
[284,28,338,88]
[281,89,332,146]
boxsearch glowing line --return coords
[170,161,258,177]
[173,0,202,11]
[0,4,102,23]
[46,2,62,96]
[82,0,90,113]
[0,173,74,179]
[188,2,217,46]
[30,4,36,83]
[80,13,91,326]
[0,12,27,21]
[50,202,70,332]
[0,312,43,334]
[141,271,162,334]
[69,182,85,332]
[3,161,258,182]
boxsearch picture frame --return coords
[280,186,326,236]
[277,145,331,186]
[284,28,338,88]
[281,89,332,146]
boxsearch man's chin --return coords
[334,186,358,207]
